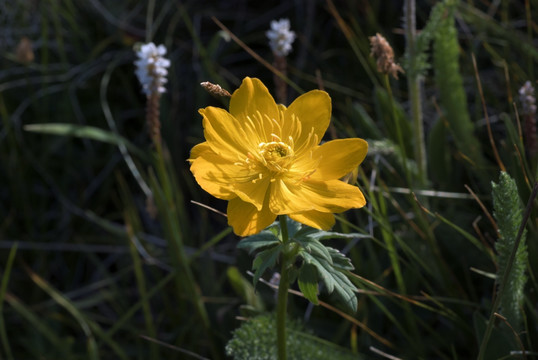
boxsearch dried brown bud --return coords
[200,81,231,97]
[16,37,34,64]
[369,33,404,79]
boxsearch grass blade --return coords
[24,123,148,160]
[0,243,18,360]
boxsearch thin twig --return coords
[494,313,527,360]
[471,53,505,171]
[464,184,498,233]
[369,346,403,360]
[190,200,227,217]
[211,16,303,94]
[101,61,152,198]
[371,185,474,199]
[139,335,211,360]
[251,272,394,348]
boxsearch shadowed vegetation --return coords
[1,0,537,359]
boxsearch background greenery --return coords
[1,0,537,359]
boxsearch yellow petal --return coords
[270,178,366,214]
[310,138,368,180]
[227,196,277,236]
[188,142,211,162]
[269,179,316,214]
[283,90,331,149]
[289,211,335,230]
[200,106,258,161]
[233,176,270,211]
[229,77,279,125]
[190,150,247,200]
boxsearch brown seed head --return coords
[200,81,231,98]
[369,33,404,79]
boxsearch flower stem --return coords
[147,92,162,147]
[273,54,288,104]
[276,215,290,360]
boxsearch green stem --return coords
[384,75,411,185]
[0,242,18,360]
[277,215,290,360]
[405,0,427,186]
[145,0,156,42]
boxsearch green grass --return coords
[1,0,537,359]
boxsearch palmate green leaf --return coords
[298,263,319,305]
[295,238,333,265]
[237,231,280,254]
[289,221,360,311]
[286,217,304,237]
[252,244,283,286]
[239,219,359,311]
[301,252,358,313]
[327,247,354,271]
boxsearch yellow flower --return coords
[189,77,367,236]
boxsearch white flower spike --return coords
[134,42,171,96]
[266,18,296,57]
[519,81,536,115]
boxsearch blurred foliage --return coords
[1,0,537,359]
[225,314,361,360]
[492,172,528,332]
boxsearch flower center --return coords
[258,141,294,173]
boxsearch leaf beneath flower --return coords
[298,263,319,305]
[238,231,280,254]
[252,244,283,286]
[301,251,358,313]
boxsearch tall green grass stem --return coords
[384,76,411,185]
[404,0,427,186]
[277,215,291,360]
[121,189,158,360]
[100,61,152,197]
[153,145,209,326]
[150,142,221,359]
[376,191,422,353]
[0,242,17,360]
[524,0,533,80]
[145,0,156,42]
[326,0,380,88]
[477,181,538,360]
[25,266,99,360]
